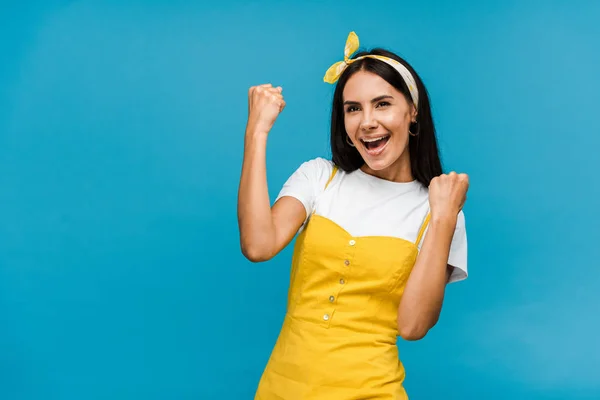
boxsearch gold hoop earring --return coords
[346,135,355,147]
[409,120,420,137]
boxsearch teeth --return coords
[362,135,389,143]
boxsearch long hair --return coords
[330,49,443,187]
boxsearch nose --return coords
[359,111,378,131]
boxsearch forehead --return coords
[342,70,398,100]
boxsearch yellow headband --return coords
[323,31,419,108]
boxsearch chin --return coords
[362,158,395,172]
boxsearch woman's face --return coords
[342,70,416,179]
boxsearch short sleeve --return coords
[417,210,468,283]
[275,157,334,223]
[447,210,468,283]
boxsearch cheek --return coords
[381,112,409,132]
[344,114,360,135]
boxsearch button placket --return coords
[338,236,356,290]
[321,308,336,328]
[322,237,356,327]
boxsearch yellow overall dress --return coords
[255,166,430,400]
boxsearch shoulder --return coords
[296,157,335,176]
[278,157,336,196]
[291,157,337,186]
[277,157,337,218]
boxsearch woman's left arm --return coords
[396,172,469,341]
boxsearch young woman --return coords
[238,31,469,400]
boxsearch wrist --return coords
[245,130,269,145]
[245,122,270,137]
[429,213,458,229]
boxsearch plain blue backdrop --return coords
[1,1,599,399]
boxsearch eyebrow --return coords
[343,95,394,105]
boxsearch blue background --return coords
[1,1,599,399]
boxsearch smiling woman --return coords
[237,31,470,400]
[343,76,415,173]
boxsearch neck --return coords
[360,152,414,183]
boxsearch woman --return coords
[238,31,469,400]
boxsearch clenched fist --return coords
[428,172,469,221]
[246,83,286,136]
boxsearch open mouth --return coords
[360,134,390,155]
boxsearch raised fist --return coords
[246,83,286,135]
[428,172,469,220]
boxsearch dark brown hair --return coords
[330,49,443,187]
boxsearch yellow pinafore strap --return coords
[415,213,430,247]
[309,165,338,217]
[324,165,338,190]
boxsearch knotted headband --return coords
[323,31,419,109]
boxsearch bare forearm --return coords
[237,132,275,261]
[397,215,456,340]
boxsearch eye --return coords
[376,101,391,108]
[345,105,360,113]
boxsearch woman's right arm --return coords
[237,84,306,262]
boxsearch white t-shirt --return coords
[276,157,468,284]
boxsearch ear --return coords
[410,104,418,122]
